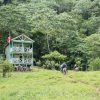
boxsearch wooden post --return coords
[32,42,33,67]
[12,41,13,64]
[22,41,24,65]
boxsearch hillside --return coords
[0,69,100,100]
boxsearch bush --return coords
[88,57,100,71]
[42,51,67,62]
[41,51,66,70]
[36,60,42,67]
[42,60,60,70]
[55,63,60,70]
[44,60,52,69]
[0,60,14,77]
[75,57,81,67]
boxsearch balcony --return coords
[24,48,32,52]
[11,47,32,53]
[12,58,33,64]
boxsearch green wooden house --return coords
[5,34,34,69]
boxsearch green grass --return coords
[0,68,100,100]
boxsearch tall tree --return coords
[85,33,100,58]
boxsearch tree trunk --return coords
[46,34,50,52]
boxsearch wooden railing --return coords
[12,58,33,64]
[11,47,32,52]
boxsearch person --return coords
[74,64,79,71]
[60,62,67,74]
[74,64,77,69]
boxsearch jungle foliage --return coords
[0,0,100,70]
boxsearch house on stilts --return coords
[5,34,34,70]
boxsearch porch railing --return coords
[11,47,32,52]
[12,58,33,64]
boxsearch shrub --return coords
[88,57,100,71]
[44,60,51,69]
[42,51,67,62]
[75,57,81,67]
[55,63,60,70]
[0,60,14,77]
[42,51,66,70]
[36,60,42,67]
[42,60,60,70]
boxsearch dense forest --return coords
[0,0,100,70]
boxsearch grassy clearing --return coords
[0,68,100,100]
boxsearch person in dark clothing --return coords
[60,63,67,74]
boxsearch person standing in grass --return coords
[60,62,67,75]
[74,64,79,71]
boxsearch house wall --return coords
[5,45,11,62]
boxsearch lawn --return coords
[0,68,100,100]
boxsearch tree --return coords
[52,12,81,55]
[42,51,67,62]
[85,33,100,58]
[0,3,36,35]
[88,57,100,71]
[81,16,100,35]
[73,0,93,20]
[3,0,12,5]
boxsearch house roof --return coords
[12,34,34,43]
